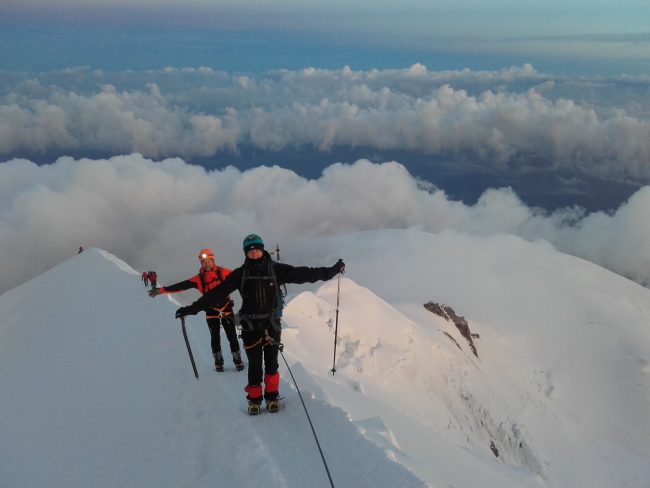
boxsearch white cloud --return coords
[1,66,650,181]
[0,83,240,158]
[1,155,649,298]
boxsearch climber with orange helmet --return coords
[148,248,244,372]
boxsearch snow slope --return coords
[283,230,650,488]
[0,248,422,488]
[2,236,650,487]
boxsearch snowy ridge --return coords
[97,248,140,275]
[0,249,423,488]
[2,243,650,487]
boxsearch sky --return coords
[1,0,649,75]
[1,242,649,486]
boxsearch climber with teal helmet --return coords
[176,233,345,415]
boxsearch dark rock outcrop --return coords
[424,302,478,357]
[490,441,500,457]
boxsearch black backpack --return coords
[239,259,286,319]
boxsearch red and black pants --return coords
[242,319,281,404]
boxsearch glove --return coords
[332,258,345,276]
[175,306,193,319]
[148,288,162,297]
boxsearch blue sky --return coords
[1,0,649,75]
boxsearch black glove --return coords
[175,306,193,319]
[331,259,345,276]
[148,288,162,298]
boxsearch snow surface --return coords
[1,241,650,487]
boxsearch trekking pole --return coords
[330,271,342,375]
[180,317,199,380]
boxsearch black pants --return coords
[206,315,240,355]
[241,319,281,388]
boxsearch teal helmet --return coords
[243,233,265,253]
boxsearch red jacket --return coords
[159,266,233,318]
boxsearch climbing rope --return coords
[276,340,336,488]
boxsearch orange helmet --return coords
[198,248,215,261]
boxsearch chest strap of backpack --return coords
[201,266,232,319]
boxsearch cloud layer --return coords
[1,155,649,297]
[2,65,650,181]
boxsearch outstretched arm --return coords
[149,276,198,297]
[176,268,242,317]
[275,259,345,285]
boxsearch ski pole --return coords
[330,271,342,375]
[180,316,199,380]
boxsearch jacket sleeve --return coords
[275,262,337,285]
[186,268,242,314]
[159,276,199,294]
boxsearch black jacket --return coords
[185,251,338,316]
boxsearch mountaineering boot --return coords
[232,351,245,371]
[214,351,224,372]
[247,401,261,415]
[245,384,263,415]
[266,399,279,413]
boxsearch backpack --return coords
[239,259,286,319]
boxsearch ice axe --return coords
[180,316,199,380]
